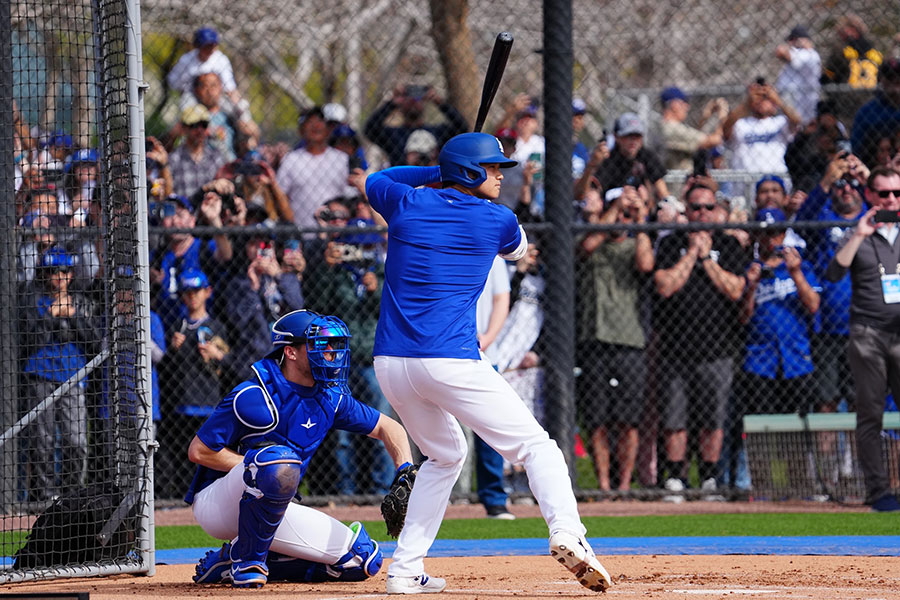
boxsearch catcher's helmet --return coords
[268,310,351,384]
[438,132,517,188]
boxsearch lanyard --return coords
[870,235,900,276]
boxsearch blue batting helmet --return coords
[438,133,517,188]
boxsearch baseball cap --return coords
[786,25,810,41]
[660,86,688,105]
[166,193,194,213]
[48,131,73,148]
[70,148,98,165]
[322,102,348,123]
[516,105,538,121]
[193,27,219,47]
[572,98,587,116]
[178,268,209,292]
[405,129,438,155]
[880,58,900,82]
[614,112,645,137]
[330,123,357,141]
[755,206,789,229]
[495,127,517,141]
[181,104,212,126]
[755,174,786,194]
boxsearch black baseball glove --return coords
[381,461,419,538]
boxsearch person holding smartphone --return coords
[826,166,900,511]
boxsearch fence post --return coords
[543,0,576,477]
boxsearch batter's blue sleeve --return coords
[366,166,442,220]
[495,206,523,255]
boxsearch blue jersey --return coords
[366,166,522,359]
[743,261,822,379]
[184,358,380,503]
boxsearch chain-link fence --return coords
[132,0,900,509]
[1,0,153,583]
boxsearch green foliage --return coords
[155,513,900,549]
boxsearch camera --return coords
[348,155,363,171]
[405,84,429,100]
[148,200,176,226]
[759,265,775,279]
[145,139,154,153]
[832,175,859,191]
[336,242,376,266]
[219,192,235,213]
[692,149,709,177]
[755,76,766,86]
[836,139,852,155]
[624,174,642,188]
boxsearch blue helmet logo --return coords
[438,132,517,188]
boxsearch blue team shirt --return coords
[809,200,865,336]
[366,166,522,359]
[184,358,380,503]
[743,261,822,379]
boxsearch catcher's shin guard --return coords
[265,521,381,582]
[230,446,303,588]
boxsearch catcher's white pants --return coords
[192,461,354,563]
[375,355,586,577]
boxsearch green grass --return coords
[154,513,900,550]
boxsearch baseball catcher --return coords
[186,310,414,588]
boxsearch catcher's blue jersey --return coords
[365,166,522,360]
[184,358,380,504]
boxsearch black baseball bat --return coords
[473,32,514,133]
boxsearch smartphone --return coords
[284,239,301,258]
[874,210,900,223]
[755,76,766,86]
[258,242,275,259]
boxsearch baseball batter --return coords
[185,310,414,588]
[366,132,613,594]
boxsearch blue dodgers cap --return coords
[193,27,219,47]
[48,131,73,148]
[338,218,384,246]
[755,207,789,229]
[178,268,209,291]
[755,174,786,194]
[660,86,688,105]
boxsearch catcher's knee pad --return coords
[242,445,303,497]
[232,446,302,570]
[330,521,382,581]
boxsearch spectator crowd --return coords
[11,17,900,511]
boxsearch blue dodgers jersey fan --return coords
[366,166,522,360]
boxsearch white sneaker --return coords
[386,573,447,594]
[700,477,725,502]
[662,477,685,504]
[549,531,612,592]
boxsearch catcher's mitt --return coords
[381,461,418,537]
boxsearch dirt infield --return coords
[5,555,900,599]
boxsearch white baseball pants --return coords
[375,354,586,577]
[192,461,354,563]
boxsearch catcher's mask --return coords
[267,310,351,385]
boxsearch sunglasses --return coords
[874,189,900,198]
[689,203,717,211]
[186,121,210,129]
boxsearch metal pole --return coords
[542,0,575,476]
[124,0,154,575]
[0,0,20,511]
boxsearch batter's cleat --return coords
[549,530,612,592]
[231,560,269,588]
[193,542,233,584]
[385,573,447,594]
